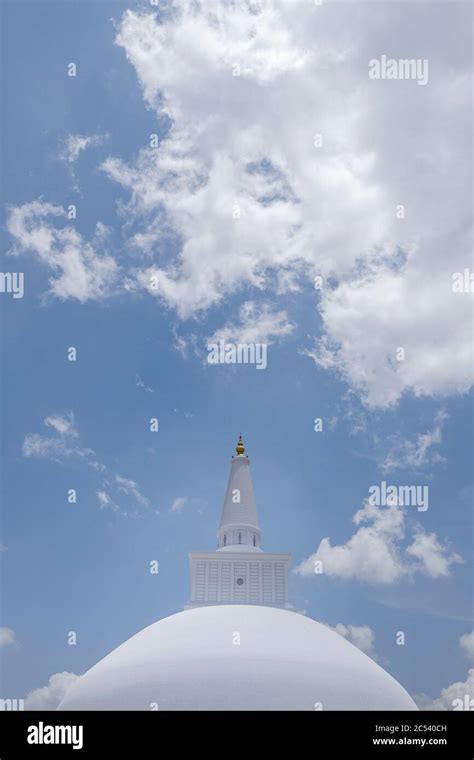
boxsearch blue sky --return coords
[1,0,473,709]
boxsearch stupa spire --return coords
[217,435,261,551]
[187,435,291,609]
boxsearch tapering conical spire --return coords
[217,436,262,551]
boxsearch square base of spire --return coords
[188,551,291,608]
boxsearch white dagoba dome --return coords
[58,605,417,711]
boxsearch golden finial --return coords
[236,433,245,456]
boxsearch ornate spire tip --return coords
[236,434,245,456]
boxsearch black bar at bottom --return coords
[0,710,472,756]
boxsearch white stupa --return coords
[58,436,417,711]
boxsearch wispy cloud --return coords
[114,474,150,508]
[381,410,448,473]
[208,301,294,347]
[169,496,203,515]
[0,627,16,648]
[23,413,153,517]
[60,133,107,164]
[136,374,154,393]
[97,490,115,510]
[170,496,187,514]
[23,412,94,463]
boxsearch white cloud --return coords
[25,672,79,710]
[170,496,187,514]
[328,623,377,659]
[102,3,392,320]
[406,531,462,579]
[0,627,16,648]
[115,3,310,118]
[60,134,106,163]
[101,1,472,406]
[7,201,118,303]
[459,631,474,662]
[97,490,110,506]
[208,301,294,346]
[381,410,447,473]
[44,412,78,438]
[415,634,474,709]
[415,669,474,711]
[6,2,472,408]
[295,500,462,584]
[103,138,308,318]
[305,257,473,408]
